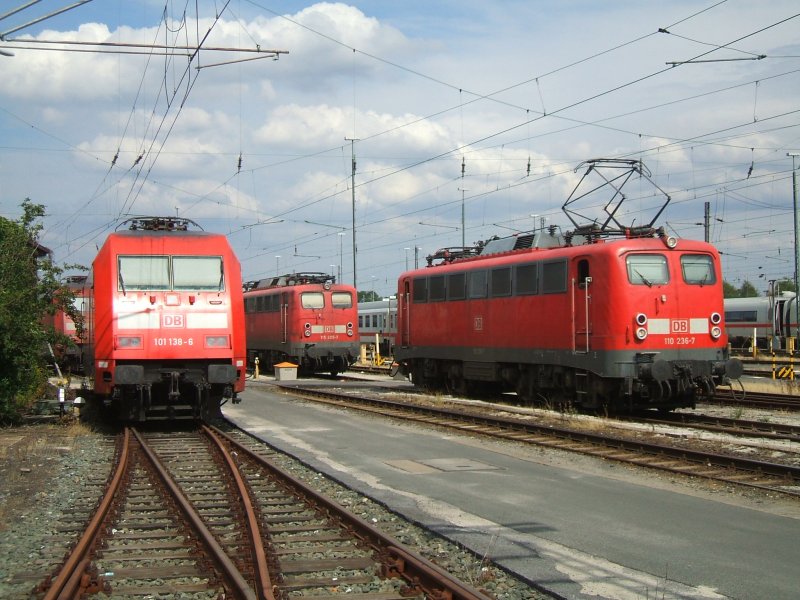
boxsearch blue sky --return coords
[1,1,799,296]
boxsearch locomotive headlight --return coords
[116,336,142,349]
[710,326,722,340]
[635,327,648,341]
[665,236,678,249]
[635,313,648,326]
[304,329,312,337]
[347,328,354,337]
[205,335,230,348]
[710,312,722,325]
[304,322,311,329]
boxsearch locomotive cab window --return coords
[626,254,669,286]
[173,256,224,291]
[118,255,169,291]
[332,291,353,308]
[577,259,590,287]
[680,254,716,285]
[301,292,324,309]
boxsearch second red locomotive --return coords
[244,273,359,376]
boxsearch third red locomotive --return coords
[394,160,742,412]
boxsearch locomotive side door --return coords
[400,280,410,346]
[572,258,592,353]
[281,292,288,343]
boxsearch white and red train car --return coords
[394,227,743,412]
[724,293,798,349]
[244,273,359,375]
[357,299,397,363]
[89,217,246,421]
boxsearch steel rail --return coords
[41,428,130,600]
[621,412,800,442]
[282,384,800,496]
[131,428,258,600]
[211,425,491,600]
[203,424,275,600]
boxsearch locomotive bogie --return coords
[395,235,741,412]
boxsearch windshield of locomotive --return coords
[118,256,170,290]
[626,253,669,287]
[173,256,224,291]
[680,254,716,285]
[301,292,324,309]
[331,291,353,308]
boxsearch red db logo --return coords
[163,314,185,328]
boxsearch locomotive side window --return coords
[542,259,567,294]
[429,275,446,302]
[412,278,428,303]
[301,292,324,309]
[680,254,716,285]
[118,255,169,290]
[173,256,224,291]
[514,263,539,295]
[468,270,488,299]
[447,272,466,300]
[490,267,512,297]
[332,291,353,308]
[577,259,590,286]
[626,254,669,286]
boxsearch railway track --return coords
[35,426,493,600]
[621,412,800,443]
[277,383,800,499]
[712,387,800,411]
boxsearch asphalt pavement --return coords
[224,379,800,600]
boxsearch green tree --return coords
[738,280,759,298]
[774,278,796,294]
[0,200,79,423]
[358,290,380,303]
[722,280,739,298]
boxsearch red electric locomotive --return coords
[48,274,92,373]
[90,217,246,421]
[244,272,359,375]
[394,160,742,412]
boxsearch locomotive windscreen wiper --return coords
[119,270,127,296]
[633,269,653,287]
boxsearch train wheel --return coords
[515,370,535,406]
